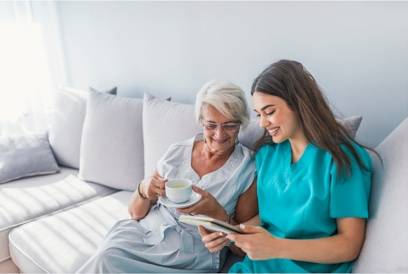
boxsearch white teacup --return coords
[165,178,192,204]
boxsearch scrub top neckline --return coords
[286,140,313,169]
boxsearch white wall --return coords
[54,1,408,147]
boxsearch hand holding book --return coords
[179,214,243,234]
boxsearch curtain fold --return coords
[0,0,53,136]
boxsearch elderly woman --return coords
[76,81,258,273]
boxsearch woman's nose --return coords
[259,115,269,128]
[213,127,227,138]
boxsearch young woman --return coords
[200,60,374,273]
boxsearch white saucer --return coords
[158,192,202,208]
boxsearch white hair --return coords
[195,80,250,129]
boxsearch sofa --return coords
[0,88,407,273]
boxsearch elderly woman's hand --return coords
[177,185,228,220]
[198,226,230,253]
[140,172,167,201]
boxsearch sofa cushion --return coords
[9,191,132,273]
[89,86,117,94]
[49,87,116,169]
[79,91,144,191]
[143,93,202,176]
[0,168,116,263]
[0,133,59,184]
[238,119,264,151]
[353,117,408,272]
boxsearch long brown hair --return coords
[252,60,376,175]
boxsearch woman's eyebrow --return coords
[204,120,237,124]
[254,104,275,112]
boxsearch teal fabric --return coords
[230,140,372,273]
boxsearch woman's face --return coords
[253,91,301,143]
[200,104,240,154]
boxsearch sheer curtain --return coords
[0,1,54,136]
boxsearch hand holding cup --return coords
[140,172,167,201]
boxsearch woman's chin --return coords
[271,135,286,144]
[208,142,234,153]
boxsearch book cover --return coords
[179,214,242,234]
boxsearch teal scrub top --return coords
[230,140,372,273]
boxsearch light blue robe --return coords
[77,134,255,273]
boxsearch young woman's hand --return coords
[198,226,230,253]
[140,172,167,201]
[177,185,227,220]
[226,224,278,260]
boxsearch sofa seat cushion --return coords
[9,191,132,273]
[0,168,116,262]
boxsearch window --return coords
[0,1,54,136]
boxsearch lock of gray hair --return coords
[195,80,250,129]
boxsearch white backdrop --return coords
[35,1,408,146]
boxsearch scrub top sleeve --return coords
[329,145,373,219]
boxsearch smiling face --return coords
[200,104,240,154]
[253,91,303,143]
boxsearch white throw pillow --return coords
[79,91,143,191]
[143,94,202,177]
[49,87,116,169]
[352,117,408,272]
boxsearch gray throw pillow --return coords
[238,116,363,151]
[49,87,117,169]
[89,86,117,94]
[79,91,144,191]
[337,115,362,138]
[0,134,59,184]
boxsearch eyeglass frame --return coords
[201,119,241,132]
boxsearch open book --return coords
[179,214,242,234]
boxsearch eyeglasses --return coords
[202,120,241,132]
